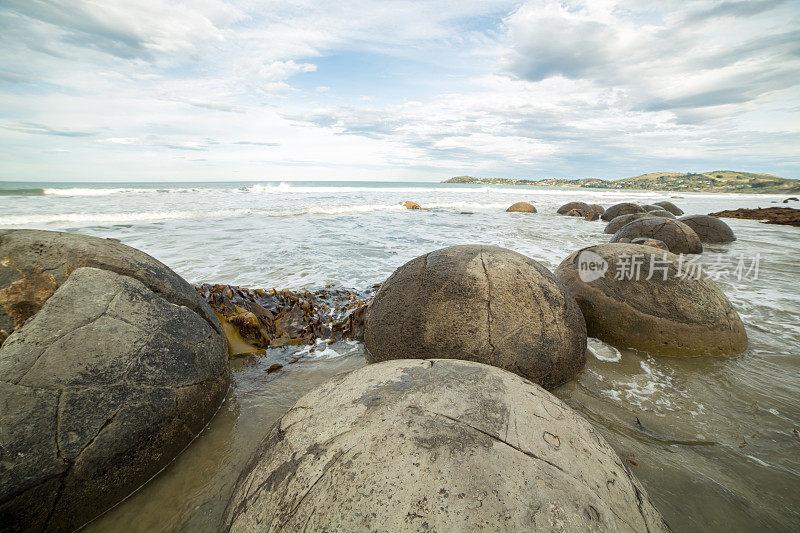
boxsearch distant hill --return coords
[443,171,800,194]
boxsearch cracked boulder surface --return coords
[653,201,684,216]
[679,215,736,244]
[556,243,747,357]
[600,203,647,222]
[604,213,652,234]
[221,359,670,532]
[0,229,219,341]
[611,218,703,254]
[0,231,229,532]
[363,245,586,390]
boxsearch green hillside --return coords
[443,171,800,194]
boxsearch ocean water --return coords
[2,180,798,531]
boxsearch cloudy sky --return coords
[1,0,798,182]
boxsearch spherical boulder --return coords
[364,245,586,389]
[600,202,646,221]
[221,359,670,533]
[646,209,677,219]
[654,201,684,216]
[557,201,591,215]
[403,201,421,210]
[611,217,702,254]
[555,243,747,356]
[588,203,605,214]
[506,201,537,213]
[603,213,650,234]
[0,231,229,532]
[584,209,600,221]
[679,215,736,243]
[641,204,662,211]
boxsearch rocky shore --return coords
[1,196,756,531]
[709,207,800,226]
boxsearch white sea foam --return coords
[587,338,623,362]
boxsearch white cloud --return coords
[0,0,798,180]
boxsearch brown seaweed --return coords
[195,283,377,357]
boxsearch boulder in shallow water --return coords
[603,213,650,234]
[221,359,670,532]
[645,209,677,219]
[0,231,229,532]
[654,201,684,216]
[403,201,422,210]
[611,217,702,254]
[506,201,537,213]
[555,243,747,356]
[588,203,605,214]
[364,245,586,389]
[557,201,591,215]
[584,209,600,221]
[678,214,736,244]
[600,202,646,221]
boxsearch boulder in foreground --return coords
[611,217,702,254]
[221,359,670,532]
[506,201,537,213]
[364,245,586,389]
[679,215,736,243]
[0,230,229,532]
[556,243,747,356]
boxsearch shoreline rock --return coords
[708,207,800,227]
[0,230,230,532]
[556,243,748,356]
[364,245,587,389]
[506,201,537,213]
[221,359,670,532]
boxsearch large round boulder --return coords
[611,217,703,254]
[679,215,736,243]
[557,201,591,214]
[641,204,662,211]
[555,243,747,356]
[588,203,605,214]
[646,209,677,219]
[600,202,646,221]
[364,245,586,389]
[506,201,537,213]
[603,213,650,234]
[654,201,684,216]
[221,359,670,532]
[0,230,229,532]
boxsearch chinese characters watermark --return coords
[577,250,761,283]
